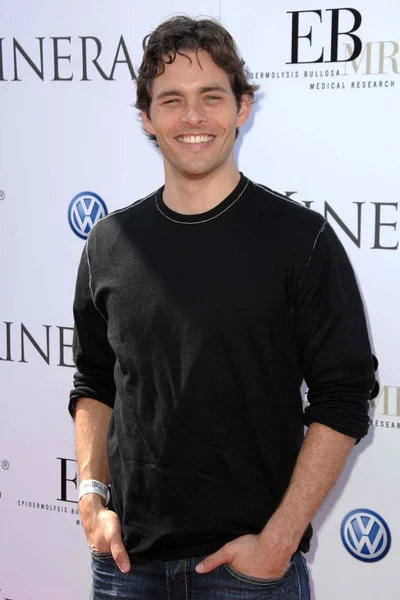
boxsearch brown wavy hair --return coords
[135,15,259,142]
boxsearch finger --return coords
[195,547,232,574]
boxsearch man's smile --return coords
[175,134,216,150]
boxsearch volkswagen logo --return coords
[68,191,108,240]
[341,509,391,562]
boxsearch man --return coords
[69,15,375,600]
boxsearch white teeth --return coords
[177,135,214,144]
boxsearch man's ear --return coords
[141,110,156,137]
[236,94,251,129]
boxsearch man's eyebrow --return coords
[155,89,184,100]
[155,85,230,101]
[199,85,230,95]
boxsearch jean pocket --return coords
[299,552,311,590]
[223,556,294,586]
[90,549,114,561]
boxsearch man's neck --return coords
[162,163,241,215]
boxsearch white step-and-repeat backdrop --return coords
[0,1,398,598]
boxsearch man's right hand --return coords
[79,494,131,573]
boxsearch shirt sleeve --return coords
[294,220,375,439]
[68,244,116,418]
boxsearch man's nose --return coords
[180,101,207,126]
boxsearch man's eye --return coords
[206,96,221,101]
[164,99,179,104]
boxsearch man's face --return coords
[141,50,251,178]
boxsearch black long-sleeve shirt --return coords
[69,173,375,561]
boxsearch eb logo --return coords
[287,8,362,64]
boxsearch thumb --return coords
[110,539,131,574]
[105,516,131,574]
[195,546,232,574]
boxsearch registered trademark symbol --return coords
[0,190,5,201]
[1,460,9,470]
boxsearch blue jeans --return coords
[90,551,311,599]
